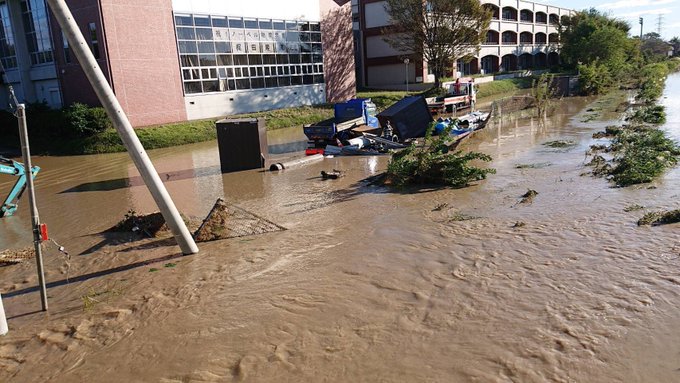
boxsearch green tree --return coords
[669,36,680,57]
[641,32,672,62]
[559,9,640,94]
[382,0,492,89]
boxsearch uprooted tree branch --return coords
[382,0,492,89]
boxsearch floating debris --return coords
[543,140,577,148]
[448,212,479,222]
[321,170,344,180]
[515,162,552,169]
[107,210,169,237]
[520,189,539,204]
[637,209,680,226]
[624,204,644,212]
[0,248,34,265]
[432,203,449,211]
[512,221,526,228]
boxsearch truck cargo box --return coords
[377,96,433,140]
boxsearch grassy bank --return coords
[476,78,533,99]
[2,81,530,155]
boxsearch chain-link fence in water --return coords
[489,96,537,120]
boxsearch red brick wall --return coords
[99,0,186,127]
[51,0,111,108]
[320,0,356,103]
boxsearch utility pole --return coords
[640,17,644,40]
[45,0,198,255]
[18,104,48,311]
[404,58,410,93]
[0,61,48,312]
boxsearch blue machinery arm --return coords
[0,156,40,217]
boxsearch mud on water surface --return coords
[2,77,680,382]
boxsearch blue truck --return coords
[303,99,380,154]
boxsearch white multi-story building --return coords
[354,0,574,87]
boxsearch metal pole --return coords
[640,17,644,40]
[17,105,48,311]
[45,0,198,254]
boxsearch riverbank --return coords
[3,79,680,381]
[0,81,534,156]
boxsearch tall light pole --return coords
[640,17,644,40]
[404,58,410,93]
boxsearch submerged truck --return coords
[303,98,379,154]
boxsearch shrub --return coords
[386,125,496,187]
[587,124,680,186]
[637,62,670,102]
[64,103,111,137]
[628,105,666,124]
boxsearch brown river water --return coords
[1,76,680,382]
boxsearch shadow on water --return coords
[60,166,223,193]
[61,141,305,194]
[3,251,187,299]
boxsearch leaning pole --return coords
[45,0,198,255]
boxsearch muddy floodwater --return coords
[2,77,680,382]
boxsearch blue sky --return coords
[547,0,680,40]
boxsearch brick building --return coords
[0,0,355,127]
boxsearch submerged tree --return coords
[382,0,492,88]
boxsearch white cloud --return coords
[615,7,674,18]
[598,0,676,10]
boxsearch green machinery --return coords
[0,156,40,217]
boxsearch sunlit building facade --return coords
[355,0,574,87]
[0,0,355,127]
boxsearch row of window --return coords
[178,40,322,55]
[175,15,321,32]
[0,0,100,69]
[0,1,15,69]
[175,13,325,95]
[176,26,322,44]
[184,75,324,94]
[180,53,324,67]
[182,63,324,82]
[483,5,566,24]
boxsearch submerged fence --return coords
[489,95,537,120]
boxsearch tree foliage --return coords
[641,32,672,62]
[559,9,640,94]
[386,124,495,187]
[382,0,492,88]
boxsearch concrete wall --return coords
[365,34,407,58]
[184,84,325,120]
[100,0,187,127]
[367,63,415,86]
[364,1,389,28]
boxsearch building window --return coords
[61,31,70,63]
[0,1,17,69]
[21,0,53,65]
[88,22,99,59]
[174,13,325,94]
